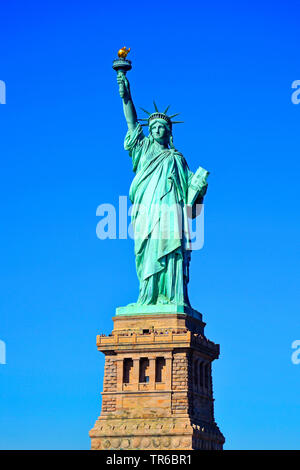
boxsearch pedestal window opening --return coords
[123,358,133,384]
[139,358,150,383]
[155,357,166,383]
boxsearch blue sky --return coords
[0,0,299,449]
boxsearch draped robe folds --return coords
[124,124,206,306]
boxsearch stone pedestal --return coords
[89,311,225,450]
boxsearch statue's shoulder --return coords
[172,149,187,163]
[125,123,148,151]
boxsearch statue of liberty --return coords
[115,55,209,312]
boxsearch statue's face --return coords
[150,120,170,146]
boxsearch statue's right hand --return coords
[117,72,130,100]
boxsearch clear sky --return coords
[0,0,299,450]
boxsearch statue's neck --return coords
[153,140,168,151]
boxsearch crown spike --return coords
[140,107,151,115]
[171,121,184,124]
[153,100,159,112]
[169,113,180,119]
[164,105,171,114]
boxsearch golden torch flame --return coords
[118,47,131,59]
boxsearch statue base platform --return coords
[89,312,225,450]
[116,303,203,320]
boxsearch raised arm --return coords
[117,71,138,132]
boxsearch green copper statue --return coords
[114,50,209,313]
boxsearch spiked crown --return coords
[139,101,184,131]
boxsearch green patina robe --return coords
[125,124,207,306]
